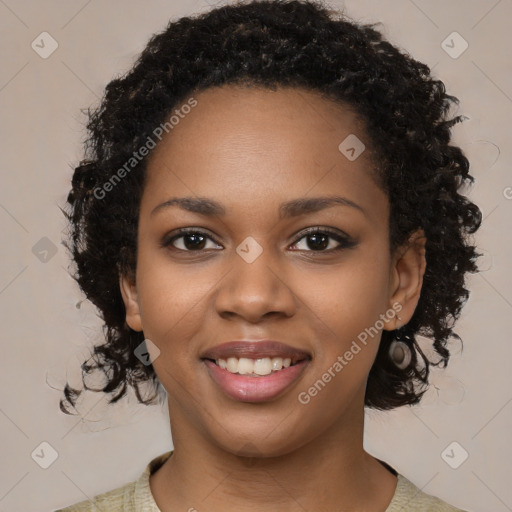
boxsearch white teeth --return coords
[253,358,272,375]
[271,357,283,371]
[215,356,297,375]
[226,357,238,373]
[238,357,254,375]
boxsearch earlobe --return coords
[386,229,427,330]
[119,274,143,332]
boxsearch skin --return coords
[120,85,426,512]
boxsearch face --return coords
[121,85,425,457]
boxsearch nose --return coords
[214,243,297,323]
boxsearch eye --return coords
[162,228,222,252]
[290,227,356,253]
[162,227,356,254]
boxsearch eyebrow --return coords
[150,195,366,219]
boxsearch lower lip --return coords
[203,359,309,402]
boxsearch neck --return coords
[150,394,396,512]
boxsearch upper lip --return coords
[201,340,311,364]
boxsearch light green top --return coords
[56,451,467,511]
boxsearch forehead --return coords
[142,85,387,223]
[157,84,370,154]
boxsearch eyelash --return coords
[161,227,357,254]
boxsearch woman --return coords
[57,1,481,510]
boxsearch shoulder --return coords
[387,473,468,512]
[55,451,172,512]
[54,480,135,511]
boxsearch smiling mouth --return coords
[203,356,309,377]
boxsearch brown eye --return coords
[162,229,222,252]
[290,227,357,253]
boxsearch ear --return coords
[385,229,427,330]
[119,273,143,332]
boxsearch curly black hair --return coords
[60,0,482,415]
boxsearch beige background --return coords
[0,0,511,511]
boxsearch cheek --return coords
[304,250,391,340]
[134,246,222,369]
[134,236,235,405]
[298,249,391,394]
